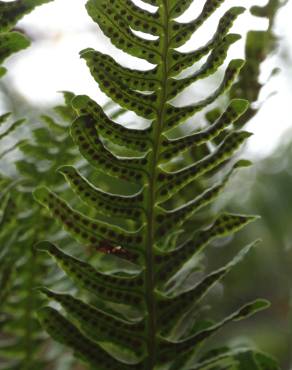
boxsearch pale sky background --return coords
[3,0,292,158]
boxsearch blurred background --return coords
[1,0,292,368]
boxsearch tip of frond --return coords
[234,159,253,169]
[79,47,95,57]
[57,165,74,175]
[34,240,54,253]
[246,215,261,224]
[253,215,261,221]
[253,238,263,246]
[236,238,262,261]
[225,33,242,44]
[242,131,253,139]
[233,6,246,15]
[229,59,245,70]
[235,299,271,322]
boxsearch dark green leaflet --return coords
[155,215,258,286]
[169,8,245,76]
[0,186,18,309]
[34,188,145,255]
[156,131,252,203]
[41,288,146,358]
[154,160,252,242]
[0,0,52,33]
[86,0,161,65]
[170,1,228,47]
[167,34,241,100]
[0,118,25,140]
[164,59,245,131]
[159,99,249,162]
[72,94,153,151]
[156,241,260,334]
[59,165,145,221]
[71,115,149,184]
[189,347,280,370]
[158,300,269,360]
[38,307,141,369]
[95,0,161,35]
[35,1,279,369]
[81,50,159,93]
[37,242,144,307]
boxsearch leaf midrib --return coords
[145,1,170,368]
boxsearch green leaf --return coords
[41,288,146,359]
[169,8,245,76]
[59,165,145,221]
[0,32,30,64]
[158,299,270,362]
[86,0,160,64]
[0,0,53,32]
[37,241,144,307]
[155,160,251,238]
[157,131,252,203]
[170,4,243,49]
[38,307,139,369]
[164,59,245,131]
[160,98,248,163]
[80,50,159,93]
[71,115,148,184]
[72,94,152,152]
[192,348,279,370]
[167,34,242,100]
[157,241,261,334]
[34,188,145,255]
[79,56,157,119]
[156,215,258,286]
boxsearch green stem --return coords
[145,1,170,368]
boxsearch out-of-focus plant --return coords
[229,0,288,126]
[0,92,81,369]
[218,138,292,370]
[1,88,126,369]
[0,2,57,369]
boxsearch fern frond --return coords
[34,1,280,369]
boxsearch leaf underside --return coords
[33,1,278,369]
